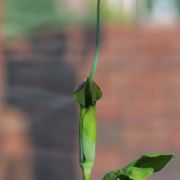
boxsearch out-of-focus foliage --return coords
[176,0,180,15]
[89,0,131,24]
[145,0,154,13]
[5,0,90,37]
[90,0,123,22]
[5,0,133,37]
[5,0,59,37]
[5,0,180,37]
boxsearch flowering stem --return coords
[81,163,92,180]
[88,0,101,86]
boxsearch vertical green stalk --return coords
[88,0,101,86]
[80,105,97,180]
[73,1,102,180]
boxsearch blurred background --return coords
[0,0,180,179]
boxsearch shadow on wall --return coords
[5,30,78,180]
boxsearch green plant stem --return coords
[88,0,101,86]
[81,164,92,180]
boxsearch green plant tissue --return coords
[73,79,102,178]
[103,153,174,180]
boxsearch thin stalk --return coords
[88,0,101,85]
[81,164,91,180]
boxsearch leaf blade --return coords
[134,153,174,172]
[103,153,174,180]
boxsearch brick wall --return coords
[2,25,180,179]
[91,26,180,179]
[4,31,78,180]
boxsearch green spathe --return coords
[73,79,102,107]
[103,153,174,180]
[79,105,96,180]
[73,79,102,180]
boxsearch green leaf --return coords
[103,171,119,180]
[73,79,102,107]
[103,168,153,180]
[120,167,153,180]
[133,153,174,172]
[103,153,174,180]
